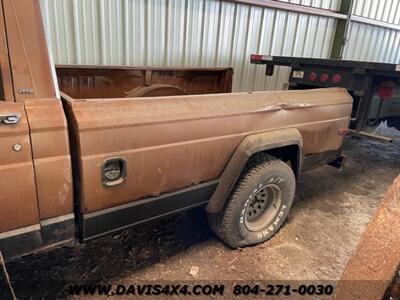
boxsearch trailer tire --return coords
[208,155,295,248]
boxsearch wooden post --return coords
[0,252,16,300]
[334,176,400,299]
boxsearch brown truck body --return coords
[56,65,233,99]
[0,0,352,261]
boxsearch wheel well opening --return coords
[246,145,300,177]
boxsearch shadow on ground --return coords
[7,209,214,299]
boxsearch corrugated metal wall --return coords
[40,0,400,92]
[39,0,338,92]
[342,0,400,63]
[352,0,400,22]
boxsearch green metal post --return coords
[331,0,353,59]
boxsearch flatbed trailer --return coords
[250,55,400,142]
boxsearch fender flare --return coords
[206,128,303,213]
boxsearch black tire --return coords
[208,155,296,248]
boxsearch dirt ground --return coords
[6,126,400,299]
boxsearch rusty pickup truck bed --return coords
[56,65,233,99]
[60,87,352,239]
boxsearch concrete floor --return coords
[7,126,400,299]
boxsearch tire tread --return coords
[208,154,295,248]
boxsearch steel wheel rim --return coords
[244,183,282,232]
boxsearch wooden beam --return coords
[334,176,400,299]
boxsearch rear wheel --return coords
[208,155,295,248]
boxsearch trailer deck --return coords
[251,55,400,142]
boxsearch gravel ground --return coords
[6,126,400,299]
